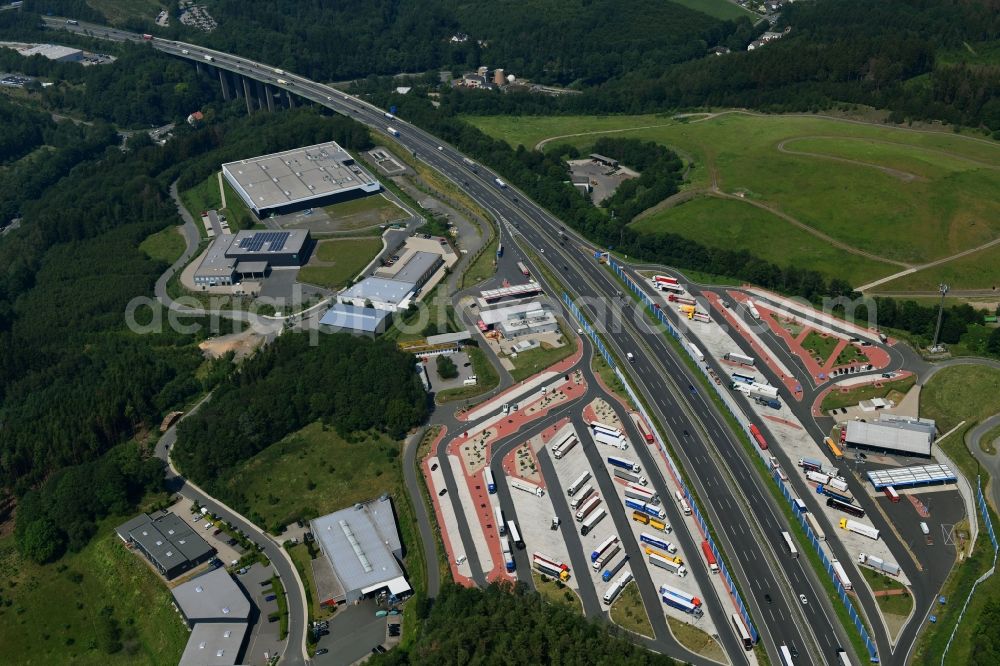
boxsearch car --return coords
[764,594,772,604]
[316,648,329,655]
[213,528,222,536]
[238,567,248,575]
[227,538,237,546]
[326,96,332,101]
[192,515,202,522]
[430,462,438,471]
[375,610,389,618]
[388,609,401,615]
[463,362,471,367]
[265,594,276,602]
[882,372,892,378]
[204,521,214,529]
[437,146,444,151]
[799,594,808,605]
[372,645,387,654]
[438,488,447,496]
[790,646,799,658]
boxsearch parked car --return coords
[438,488,447,497]
[316,648,328,655]
[375,610,388,618]
[372,645,387,654]
[265,594,276,602]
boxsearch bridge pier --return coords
[219,69,231,102]
[264,84,275,112]
[287,90,295,109]
[242,75,254,115]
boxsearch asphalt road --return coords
[156,396,309,666]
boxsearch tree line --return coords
[373,581,676,665]
[172,331,429,489]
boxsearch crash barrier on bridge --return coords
[609,263,881,662]
[562,291,760,645]
[941,476,998,665]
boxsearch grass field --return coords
[920,365,1000,482]
[821,376,915,412]
[666,616,726,662]
[530,572,582,615]
[298,237,382,289]
[592,354,635,409]
[633,196,893,288]
[139,225,186,265]
[322,195,408,231]
[467,111,1000,288]
[859,567,914,617]
[437,346,500,403]
[669,0,755,20]
[608,582,653,638]
[219,422,403,530]
[508,324,576,382]
[0,511,186,665]
[462,237,498,288]
[801,330,840,365]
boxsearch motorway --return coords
[47,18,862,664]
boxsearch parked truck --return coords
[648,517,670,532]
[613,468,647,485]
[659,583,703,616]
[569,485,594,509]
[594,430,628,450]
[593,543,622,571]
[831,558,853,591]
[511,479,544,497]
[603,571,632,604]
[725,352,755,366]
[567,471,591,496]
[624,485,658,505]
[701,540,720,573]
[533,559,567,581]
[581,507,607,536]
[625,498,665,520]
[640,532,674,552]
[607,455,640,473]
[649,551,687,576]
[674,490,692,516]
[532,551,569,572]
[817,484,854,505]
[840,518,880,540]
[601,554,629,582]
[575,495,602,522]
[858,552,900,576]
[591,536,620,562]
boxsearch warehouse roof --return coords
[845,418,934,456]
[195,236,237,278]
[124,512,214,571]
[311,497,410,598]
[425,330,472,345]
[234,260,269,274]
[340,277,416,306]
[479,301,545,326]
[222,141,380,212]
[172,568,251,622]
[319,304,390,333]
[178,623,248,666]
[226,229,309,257]
[19,44,82,60]
[390,251,442,285]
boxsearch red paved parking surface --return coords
[420,427,477,588]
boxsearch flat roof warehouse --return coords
[222,141,381,217]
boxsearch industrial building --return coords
[178,623,248,666]
[17,44,84,62]
[339,276,416,312]
[319,303,391,336]
[498,309,558,339]
[222,141,381,217]
[867,463,956,490]
[193,229,311,287]
[383,250,442,286]
[844,414,936,457]
[171,567,252,626]
[115,511,215,580]
[171,568,252,666]
[310,496,411,605]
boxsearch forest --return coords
[172,331,429,488]
[373,582,676,665]
[0,74,379,527]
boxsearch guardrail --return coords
[562,291,760,644]
[609,261,881,662]
[940,475,998,664]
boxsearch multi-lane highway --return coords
[47,17,861,664]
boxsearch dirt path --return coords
[776,138,924,182]
[857,234,1000,291]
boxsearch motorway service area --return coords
[37,18,984,666]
